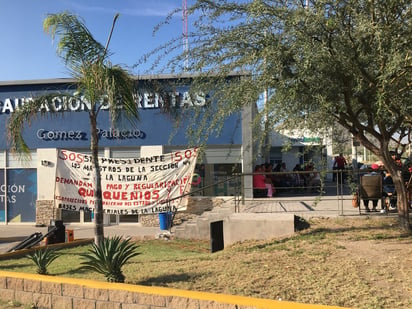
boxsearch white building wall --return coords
[281,148,301,172]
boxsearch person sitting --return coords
[279,162,292,188]
[272,162,282,187]
[305,163,321,193]
[253,165,267,198]
[363,198,379,212]
[292,163,304,188]
[361,164,384,212]
[263,163,276,197]
[383,171,397,211]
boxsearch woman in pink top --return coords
[253,165,273,197]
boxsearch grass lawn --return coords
[0,216,411,309]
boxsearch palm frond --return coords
[43,11,106,75]
[104,65,139,125]
[7,92,75,157]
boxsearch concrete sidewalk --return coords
[0,189,396,253]
[0,194,392,240]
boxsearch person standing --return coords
[333,153,347,181]
[253,165,267,198]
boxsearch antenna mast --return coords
[182,0,189,70]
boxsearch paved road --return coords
[0,223,162,253]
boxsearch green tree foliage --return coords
[7,12,139,244]
[146,0,411,232]
[27,248,59,275]
[80,236,140,283]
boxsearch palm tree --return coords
[7,12,139,245]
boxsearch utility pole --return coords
[182,0,189,70]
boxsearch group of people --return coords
[360,164,397,213]
[252,161,321,198]
[360,151,403,212]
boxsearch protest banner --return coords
[54,148,198,215]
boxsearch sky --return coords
[0,0,185,82]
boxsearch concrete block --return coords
[223,213,296,247]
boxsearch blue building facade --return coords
[0,76,248,224]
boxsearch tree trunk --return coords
[392,169,412,234]
[90,111,104,245]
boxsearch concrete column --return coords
[242,105,254,198]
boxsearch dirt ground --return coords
[145,216,412,309]
[0,216,411,309]
[222,216,412,309]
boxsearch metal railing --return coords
[163,169,358,216]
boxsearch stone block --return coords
[62,283,84,298]
[72,298,96,309]
[0,288,14,301]
[33,292,51,308]
[0,277,6,289]
[6,277,24,291]
[24,279,41,293]
[137,293,168,307]
[51,295,73,309]
[198,300,240,309]
[14,290,33,306]
[121,304,151,309]
[167,296,200,309]
[84,287,109,301]
[108,290,138,303]
[96,300,122,309]
[41,281,62,295]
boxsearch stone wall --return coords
[36,200,61,226]
[139,196,226,227]
[36,196,226,227]
[0,271,315,309]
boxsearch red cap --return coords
[371,163,379,170]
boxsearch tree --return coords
[7,12,139,244]
[146,0,412,232]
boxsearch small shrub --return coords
[80,236,140,283]
[26,248,59,275]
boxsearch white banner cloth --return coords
[54,148,198,215]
